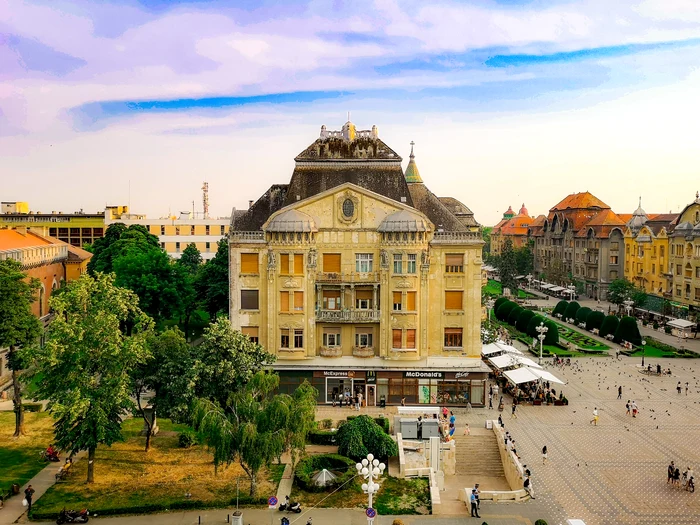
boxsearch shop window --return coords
[406,329,416,349]
[356,290,372,309]
[355,329,373,347]
[241,290,259,310]
[241,253,258,274]
[406,291,416,311]
[392,329,402,349]
[294,329,304,348]
[407,254,417,273]
[323,253,341,273]
[242,326,259,344]
[393,292,402,311]
[356,253,373,273]
[294,254,304,275]
[280,254,290,275]
[445,291,463,310]
[294,291,304,311]
[280,329,290,348]
[445,254,463,273]
[323,331,341,347]
[280,292,290,312]
[323,290,340,310]
[444,328,463,348]
[393,254,403,274]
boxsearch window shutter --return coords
[356,290,373,300]
[407,291,416,311]
[241,253,258,274]
[294,291,304,310]
[445,291,463,310]
[444,328,462,335]
[280,254,290,274]
[323,290,341,299]
[241,290,259,310]
[242,327,259,338]
[393,292,402,304]
[280,291,290,312]
[392,329,402,348]
[446,254,463,266]
[294,254,303,275]
[406,329,416,348]
[323,253,341,273]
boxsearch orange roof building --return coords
[491,204,534,255]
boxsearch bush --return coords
[526,315,546,338]
[586,311,606,332]
[308,430,337,445]
[535,520,548,525]
[552,300,568,317]
[653,321,659,330]
[374,417,390,434]
[543,319,559,345]
[614,316,642,346]
[516,309,536,333]
[294,454,356,493]
[495,300,517,322]
[507,306,524,326]
[336,415,398,461]
[599,315,619,339]
[320,418,333,429]
[22,403,42,412]
[178,429,197,448]
[575,307,592,326]
[665,325,672,334]
[494,297,509,312]
[563,301,580,321]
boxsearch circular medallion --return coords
[342,198,355,218]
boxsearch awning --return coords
[668,318,695,329]
[504,368,540,385]
[525,367,565,385]
[494,342,523,354]
[482,343,504,356]
[489,354,541,370]
[540,283,555,289]
[550,286,565,292]
[516,357,543,369]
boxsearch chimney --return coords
[248,200,254,209]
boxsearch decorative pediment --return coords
[282,278,300,288]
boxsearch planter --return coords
[553,400,565,406]
[533,399,542,406]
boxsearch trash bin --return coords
[380,395,386,408]
[400,418,418,439]
[11,484,19,495]
[231,511,243,525]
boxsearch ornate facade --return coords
[491,204,533,256]
[229,122,487,406]
[669,192,700,311]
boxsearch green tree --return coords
[543,319,559,345]
[516,309,536,333]
[336,415,398,462]
[545,256,566,286]
[192,371,317,496]
[195,317,276,408]
[586,311,606,332]
[563,301,581,322]
[495,300,517,322]
[481,227,492,259]
[0,259,42,437]
[514,244,534,276]
[178,243,203,273]
[88,224,159,275]
[575,307,592,326]
[607,279,635,309]
[175,244,203,339]
[21,273,153,482]
[497,239,518,295]
[599,315,620,339]
[196,239,229,320]
[507,306,524,326]
[552,300,569,318]
[614,316,642,346]
[526,315,546,338]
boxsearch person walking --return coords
[542,445,548,465]
[677,381,682,394]
[470,489,480,518]
[511,402,518,419]
[488,396,493,409]
[498,414,503,428]
[631,401,638,418]
[668,461,675,484]
[686,382,689,395]
[674,466,681,487]
[524,476,535,499]
[357,391,363,411]
[464,422,471,435]
[590,407,599,426]
[617,385,622,400]
[625,400,631,416]
[24,485,35,512]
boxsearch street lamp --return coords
[623,298,634,318]
[536,322,548,365]
[567,284,576,302]
[356,454,385,525]
[526,274,533,291]
[486,298,495,325]
[641,339,646,367]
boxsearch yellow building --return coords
[669,192,700,310]
[623,200,677,296]
[230,121,487,407]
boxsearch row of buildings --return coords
[490,191,700,316]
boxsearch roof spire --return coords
[410,140,415,159]
[639,196,642,207]
[404,141,422,183]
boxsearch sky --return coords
[1,0,700,226]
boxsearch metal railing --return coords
[315,309,380,323]
[315,272,380,283]
[431,231,482,244]
[229,231,265,243]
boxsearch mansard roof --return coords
[551,191,610,212]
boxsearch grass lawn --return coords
[554,322,610,351]
[32,418,278,518]
[482,280,535,299]
[0,411,55,489]
[290,475,430,515]
[629,345,675,358]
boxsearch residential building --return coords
[490,204,534,256]
[529,192,626,299]
[229,121,487,406]
[669,192,700,314]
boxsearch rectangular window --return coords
[293,254,304,275]
[206,242,211,252]
[160,242,165,249]
[241,290,259,310]
[652,264,656,274]
[444,328,463,348]
[695,288,700,300]
[323,330,341,347]
[610,255,618,265]
[323,253,341,273]
[696,267,700,278]
[294,329,304,348]
[406,329,416,349]
[293,291,304,311]
[175,242,181,252]
[241,326,259,344]
[445,254,464,273]
[355,329,373,348]
[404,254,416,274]
[406,291,416,311]
[323,290,341,310]
[660,246,665,257]
[190,225,195,235]
[392,329,402,349]
[220,225,225,235]
[280,291,290,312]
[393,253,403,274]
[611,242,619,250]
[205,225,210,235]
[393,291,402,311]
[445,291,463,310]
[241,253,258,274]
[677,264,682,275]
[356,253,373,273]
[280,329,290,348]
[280,254,290,275]
[355,290,372,310]
[160,225,165,235]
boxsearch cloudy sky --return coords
[2,0,700,225]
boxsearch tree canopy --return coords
[336,415,398,461]
[87,224,159,275]
[497,239,518,295]
[196,239,229,320]
[607,278,647,309]
[614,316,642,346]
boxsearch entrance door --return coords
[353,379,365,406]
[366,385,376,407]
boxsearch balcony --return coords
[315,309,380,323]
[315,272,380,283]
[352,346,376,358]
[229,231,265,243]
[319,346,343,358]
[431,231,482,244]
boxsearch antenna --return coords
[202,181,210,219]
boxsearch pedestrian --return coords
[617,385,622,400]
[24,485,35,512]
[488,396,493,409]
[677,381,682,394]
[357,391,363,410]
[511,402,518,419]
[686,382,689,395]
[590,407,599,426]
[442,406,449,419]
[524,476,535,499]
[464,422,470,435]
[498,415,503,428]
[542,445,548,465]
[674,466,681,487]
[473,483,481,510]
[401,396,406,407]
[632,401,638,418]
[489,384,493,398]
[469,489,480,518]
[668,461,675,484]
[523,464,531,477]
[625,400,630,415]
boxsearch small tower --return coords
[341,119,356,141]
[404,141,423,183]
[202,181,210,219]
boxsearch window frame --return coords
[240,289,260,310]
[355,253,374,273]
[393,253,403,274]
[407,253,417,274]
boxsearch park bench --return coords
[55,461,73,481]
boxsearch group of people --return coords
[625,400,639,417]
[330,389,363,410]
[469,483,481,518]
[668,461,695,491]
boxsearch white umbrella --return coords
[312,469,337,487]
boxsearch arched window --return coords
[562,218,568,232]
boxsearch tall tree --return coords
[497,238,518,295]
[175,244,203,339]
[607,278,635,309]
[514,244,534,276]
[21,273,153,482]
[481,227,492,259]
[0,260,42,437]
[545,256,566,286]
[192,371,317,496]
[178,243,203,274]
[88,224,159,275]
[196,239,229,320]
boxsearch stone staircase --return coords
[453,428,505,478]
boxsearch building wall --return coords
[624,229,670,295]
[26,261,65,318]
[669,202,700,308]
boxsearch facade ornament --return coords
[380,249,389,269]
[267,249,276,269]
[421,250,430,266]
[283,278,300,288]
[307,248,317,268]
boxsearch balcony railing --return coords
[352,346,375,358]
[315,309,380,323]
[229,231,265,243]
[0,244,68,269]
[315,272,380,283]
[319,346,343,357]
[431,231,482,244]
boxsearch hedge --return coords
[22,403,42,412]
[526,315,545,338]
[586,311,606,332]
[294,454,356,493]
[552,300,568,317]
[543,320,559,345]
[337,415,398,461]
[495,300,517,322]
[374,417,390,434]
[599,315,619,339]
[494,297,510,312]
[308,429,337,445]
[614,316,642,346]
[563,301,580,321]
[516,309,536,333]
[575,307,592,326]
[507,306,524,326]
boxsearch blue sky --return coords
[2,0,700,224]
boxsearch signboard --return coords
[268,496,278,507]
[404,371,443,379]
[318,370,355,378]
[365,508,376,519]
[366,371,376,384]
[455,371,470,379]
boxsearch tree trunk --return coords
[11,347,25,438]
[87,446,96,483]
[136,389,153,452]
[249,471,257,497]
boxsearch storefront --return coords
[275,368,487,407]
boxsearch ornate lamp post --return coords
[641,339,646,367]
[486,298,495,325]
[567,284,576,302]
[526,274,533,291]
[356,454,385,525]
[536,322,548,365]
[623,298,634,318]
